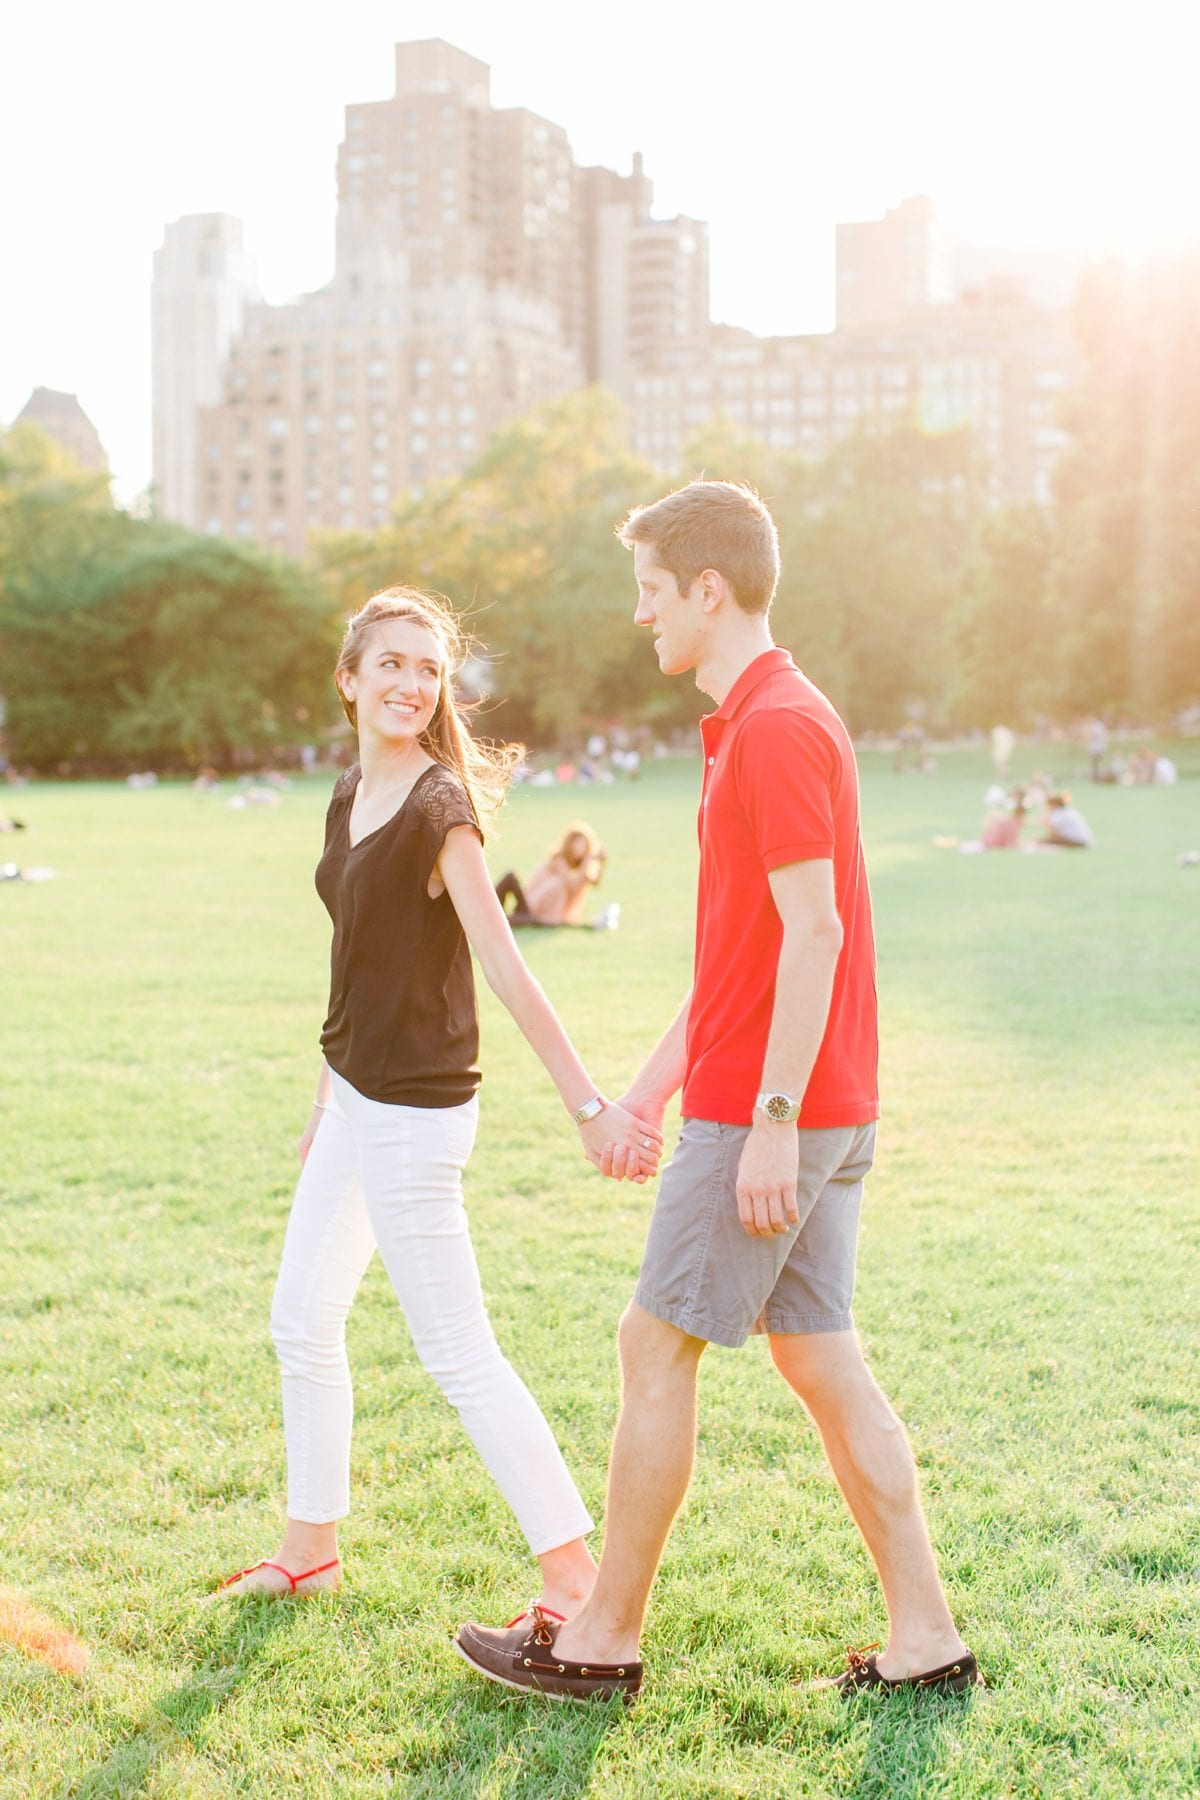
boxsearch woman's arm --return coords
[298,1059,332,1165]
[437,826,663,1181]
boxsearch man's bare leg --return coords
[553,1303,706,1665]
[769,1328,966,1678]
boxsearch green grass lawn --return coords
[1,745,1198,1798]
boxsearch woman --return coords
[494,823,612,927]
[219,588,662,1614]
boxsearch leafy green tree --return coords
[1051,253,1200,717]
[946,504,1056,727]
[319,389,665,747]
[773,421,986,729]
[0,429,335,770]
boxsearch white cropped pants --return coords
[269,1069,593,1554]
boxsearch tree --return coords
[945,504,1056,727]
[773,420,987,730]
[319,389,666,747]
[0,431,335,770]
[1050,253,1200,717]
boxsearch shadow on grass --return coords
[396,1677,628,1800]
[68,1596,298,1798]
[844,1686,981,1800]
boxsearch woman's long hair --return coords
[334,587,521,835]
[549,821,602,867]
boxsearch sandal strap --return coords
[218,1557,341,1593]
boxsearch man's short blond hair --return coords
[618,480,780,614]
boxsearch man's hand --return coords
[735,1120,801,1237]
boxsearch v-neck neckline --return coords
[345,762,437,851]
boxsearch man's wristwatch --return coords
[755,1090,801,1124]
[570,1094,608,1125]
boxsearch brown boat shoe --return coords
[816,1643,983,1697]
[454,1603,642,1703]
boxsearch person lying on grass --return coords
[217,587,662,1610]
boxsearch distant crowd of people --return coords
[1085,719,1178,787]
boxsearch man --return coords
[455,481,978,1701]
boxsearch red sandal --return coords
[216,1557,341,1595]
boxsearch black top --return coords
[315,762,482,1107]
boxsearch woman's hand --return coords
[297,1104,323,1166]
[578,1101,664,1183]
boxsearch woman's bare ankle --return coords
[277,1521,339,1572]
[536,1538,597,1617]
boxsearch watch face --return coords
[765,1094,792,1122]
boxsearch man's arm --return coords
[736,859,843,1238]
[601,988,693,1178]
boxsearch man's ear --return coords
[698,567,727,612]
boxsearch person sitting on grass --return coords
[215,587,662,1606]
[1040,790,1094,849]
[494,823,616,929]
[978,792,1027,851]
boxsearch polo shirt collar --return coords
[710,646,797,721]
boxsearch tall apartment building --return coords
[631,282,1074,506]
[152,215,258,526]
[13,387,108,472]
[169,40,707,557]
[577,156,709,394]
[836,194,954,330]
[838,193,1088,323]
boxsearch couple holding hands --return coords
[219,481,979,1703]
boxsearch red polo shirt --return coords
[682,647,879,1128]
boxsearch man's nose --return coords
[633,597,653,626]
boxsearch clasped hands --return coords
[577,1094,663,1184]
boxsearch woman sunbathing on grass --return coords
[217,588,662,1610]
[494,822,617,929]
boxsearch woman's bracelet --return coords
[312,1099,329,1111]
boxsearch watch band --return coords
[570,1094,608,1125]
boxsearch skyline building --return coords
[630,280,1073,506]
[152,214,259,527]
[154,42,1079,556]
[14,387,109,473]
[163,39,707,557]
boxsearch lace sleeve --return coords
[329,763,361,808]
[418,765,481,851]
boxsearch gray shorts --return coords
[634,1118,877,1349]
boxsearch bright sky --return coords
[2,0,1196,499]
